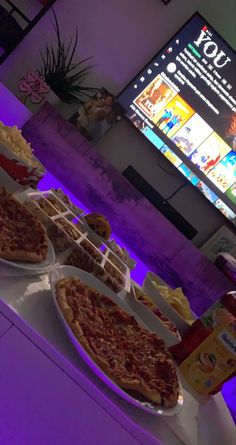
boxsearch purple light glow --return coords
[39,171,236,422]
[222,377,236,423]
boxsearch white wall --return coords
[0,0,235,246]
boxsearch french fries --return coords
[152,281,195,324]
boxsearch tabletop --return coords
[0,267,235,445]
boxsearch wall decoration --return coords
[69,87,120,144]
[18,70,50,105]
[200,226,236,262]
[0,0,57,64]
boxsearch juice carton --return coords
[170,292,236,395]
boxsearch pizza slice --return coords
[0,187,48,262]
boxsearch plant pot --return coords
[45,89,60,107]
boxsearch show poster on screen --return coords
[117,13,236,223]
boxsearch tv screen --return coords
[116,12,236,224]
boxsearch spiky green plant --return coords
[40,10,98,105]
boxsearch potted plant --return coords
[40,10,98,109]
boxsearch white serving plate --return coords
[50,265,184,416]
[0,238,55,275]
[143,272,196,335]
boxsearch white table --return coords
[0,270,235,445]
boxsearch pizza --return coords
[0,187,48,262]
[56,276,179,408]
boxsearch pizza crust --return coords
[0,248,47,263]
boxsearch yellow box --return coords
[180,321,236,395]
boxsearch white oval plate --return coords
[50,265,184,416]
[0,238,55,274]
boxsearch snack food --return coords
[93,263,123,294]
[0,187,48,262]
[38,197,59,217]
[66,249,123,293]
[108,251,127,275]
[104,261,125,288]
[47,224,72,254]
[80,239,103,264]
[66,246,95,273]
[84,212,111,240]
[152,281,194,323]
[46,195,67,214]
[108,240,136,270]
[56,276,179,408]
[55,218,81,241]
[52,188,83,215]
[135,288,178,336]
[0,121,42,169]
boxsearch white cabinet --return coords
[0,326,140,445]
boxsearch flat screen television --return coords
[116,12,236,225]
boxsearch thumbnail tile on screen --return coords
[141,126,165,150]
[134,74,177,120]
[226,183,236,205]
[177,163,200,185]
[190,133,231,175]
[171,113,213,156]
[196,181,218,204]
[214,199,236,221]
[208,151,236,192]
[160,145,182,167]
[127,110,146,131]
[154,95,195,138]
